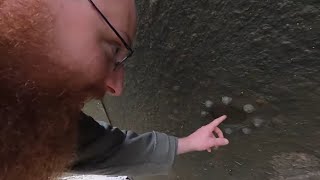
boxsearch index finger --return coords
[208,115,227,129]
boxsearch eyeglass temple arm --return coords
[87,0,133,51]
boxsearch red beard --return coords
[0,97,81,180]
[0,1,94,179]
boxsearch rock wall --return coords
[103,0,320,179]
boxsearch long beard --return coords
[0,68,87,180]
[0,97,80,180]
[0,1,89,179]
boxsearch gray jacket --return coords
[70,112,178,176]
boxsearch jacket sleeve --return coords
[69,112,178,176]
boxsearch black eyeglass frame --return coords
[88,0,134,70]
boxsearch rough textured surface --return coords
[102,0,320,179]
[270,153,320,180]
[62,175,127,180]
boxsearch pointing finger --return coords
[208,115,227,129]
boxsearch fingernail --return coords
[224,139,229,144]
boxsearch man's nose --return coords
[105,67,124,96]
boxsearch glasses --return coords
[88,0,134,70]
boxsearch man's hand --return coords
[177,115,229,155]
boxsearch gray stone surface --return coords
[270,153,320,180]
[82,100,108,122]
[102,0,320,179]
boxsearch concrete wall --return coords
[103,0,320,179]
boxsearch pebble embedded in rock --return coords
[256,98,268,105]
[272,115,286,127]
[173,98,178,103]
[224,128,233,135]
[150,0,159,6]
[173,109,179,114]
[205,100,214,108]
[173,85,180,91]
[242,127,252,135]
[252,117,265,128]
[222,96,233,105]
[201,111,208,117]
[243,104,255,113]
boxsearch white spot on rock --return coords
[150,0,159,6]
[252,117,265,128]
[204,100,214,108]
[222,96,233,105]
[224,128,233,135]
[243,104,255,113]
[201,111,208,117]
[242,127,252,135]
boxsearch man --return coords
[0,0,229,179]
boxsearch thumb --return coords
[209,138,229,147]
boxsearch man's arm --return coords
[70,112,229,176]
[70,112,178,176]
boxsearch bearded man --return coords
[0,0,229,179]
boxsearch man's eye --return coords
[106,43,121,55]
[115,47,120,54]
